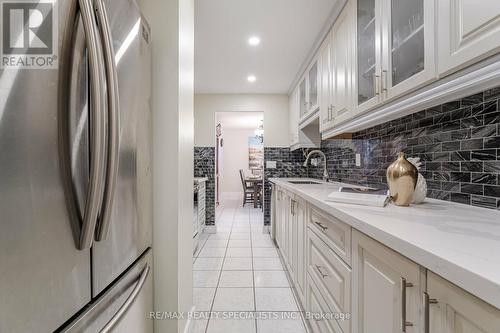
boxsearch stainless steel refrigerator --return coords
[0,0,153,332]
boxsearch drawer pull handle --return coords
[401,277,414,332]
[314,221,328,231]
[315,265,328,278]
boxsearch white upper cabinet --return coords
[382,0,436,100]
[289,86,300,146]
[308,60,320,114]
[332,0,357,125]
[356,0,382,113]
[289,84,321,150]
[299,59,321,123]
[299,77,308,120]
[438,0,500,75]
[355,0,436,114]
[319,33,335,132]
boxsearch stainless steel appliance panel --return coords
[0,1,92,332]
[61,249,153,333]
[92,0,152,296]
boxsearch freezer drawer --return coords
[61,249,153,333]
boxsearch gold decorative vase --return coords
[386,152,418,206]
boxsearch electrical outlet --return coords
[355,154,361,167]
[266,161,277,169]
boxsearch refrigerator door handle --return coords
[99,264,150,333]
[77,0,108,250]
[93,0,121,242]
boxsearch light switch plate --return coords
[266,161,277,169]
[355,154,361,167]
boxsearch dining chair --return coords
[239,169,256,207]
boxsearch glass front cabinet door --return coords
[382,0,436,100]
[299,78,307,119]
[307,60,319,114]
[356,0,436,113]
[356,0,381,113]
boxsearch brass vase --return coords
[386,152,418,206]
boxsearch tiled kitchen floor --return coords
[192,198,307,333]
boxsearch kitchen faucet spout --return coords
[303,150,329,182]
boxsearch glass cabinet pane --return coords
[299,79,307,117]
[391,0,424,86]
[357,0,376,105]
[308,61,318,109]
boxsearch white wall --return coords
[194,94,289,147]
[138,0,194,332]
[221,128,255,194]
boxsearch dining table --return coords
[245,176,263,208]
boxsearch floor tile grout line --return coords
[198,199,276,333]
[247,203,259,333]
[204,199,236,333]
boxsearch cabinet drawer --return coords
[307,228,351,333]
[306,273,343,333]
[309,206,351,265]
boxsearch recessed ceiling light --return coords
[248,36,260,46]
[247,75,257,83]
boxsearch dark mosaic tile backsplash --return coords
[194,147,215,225]
[198,88,500,226]
[263,148,309,224]
[309,88,500,211]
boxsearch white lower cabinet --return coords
[285,192,295,278]
[275,189,307,304]
[276,188,288,264]
[293,196,307,303]
[352,229,425,333]
[307,228,351,333]
[306,273,343,333]
[272,185,500,333]
[427,271,500,333]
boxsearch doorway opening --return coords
[215,112,264,210]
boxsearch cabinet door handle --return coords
[314,221,328,231]
[382,69,388,93]
[373,73,380,96]
[423,292,438,333]
[315,264,328,278]
[401,278,414,332]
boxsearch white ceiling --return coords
[194,0,341,94]
[217,112,263,130]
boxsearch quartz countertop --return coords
[194,177,208,184]
[270,177,500,309]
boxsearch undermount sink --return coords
[288,180,322,185]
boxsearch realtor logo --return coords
[1,0,58,69]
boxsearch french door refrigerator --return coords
[0,0,153,332]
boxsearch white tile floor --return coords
[192,198,307,333]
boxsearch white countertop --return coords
[194,177,208,184]
[270,178,500,309]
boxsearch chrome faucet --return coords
[303,150,329,182]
